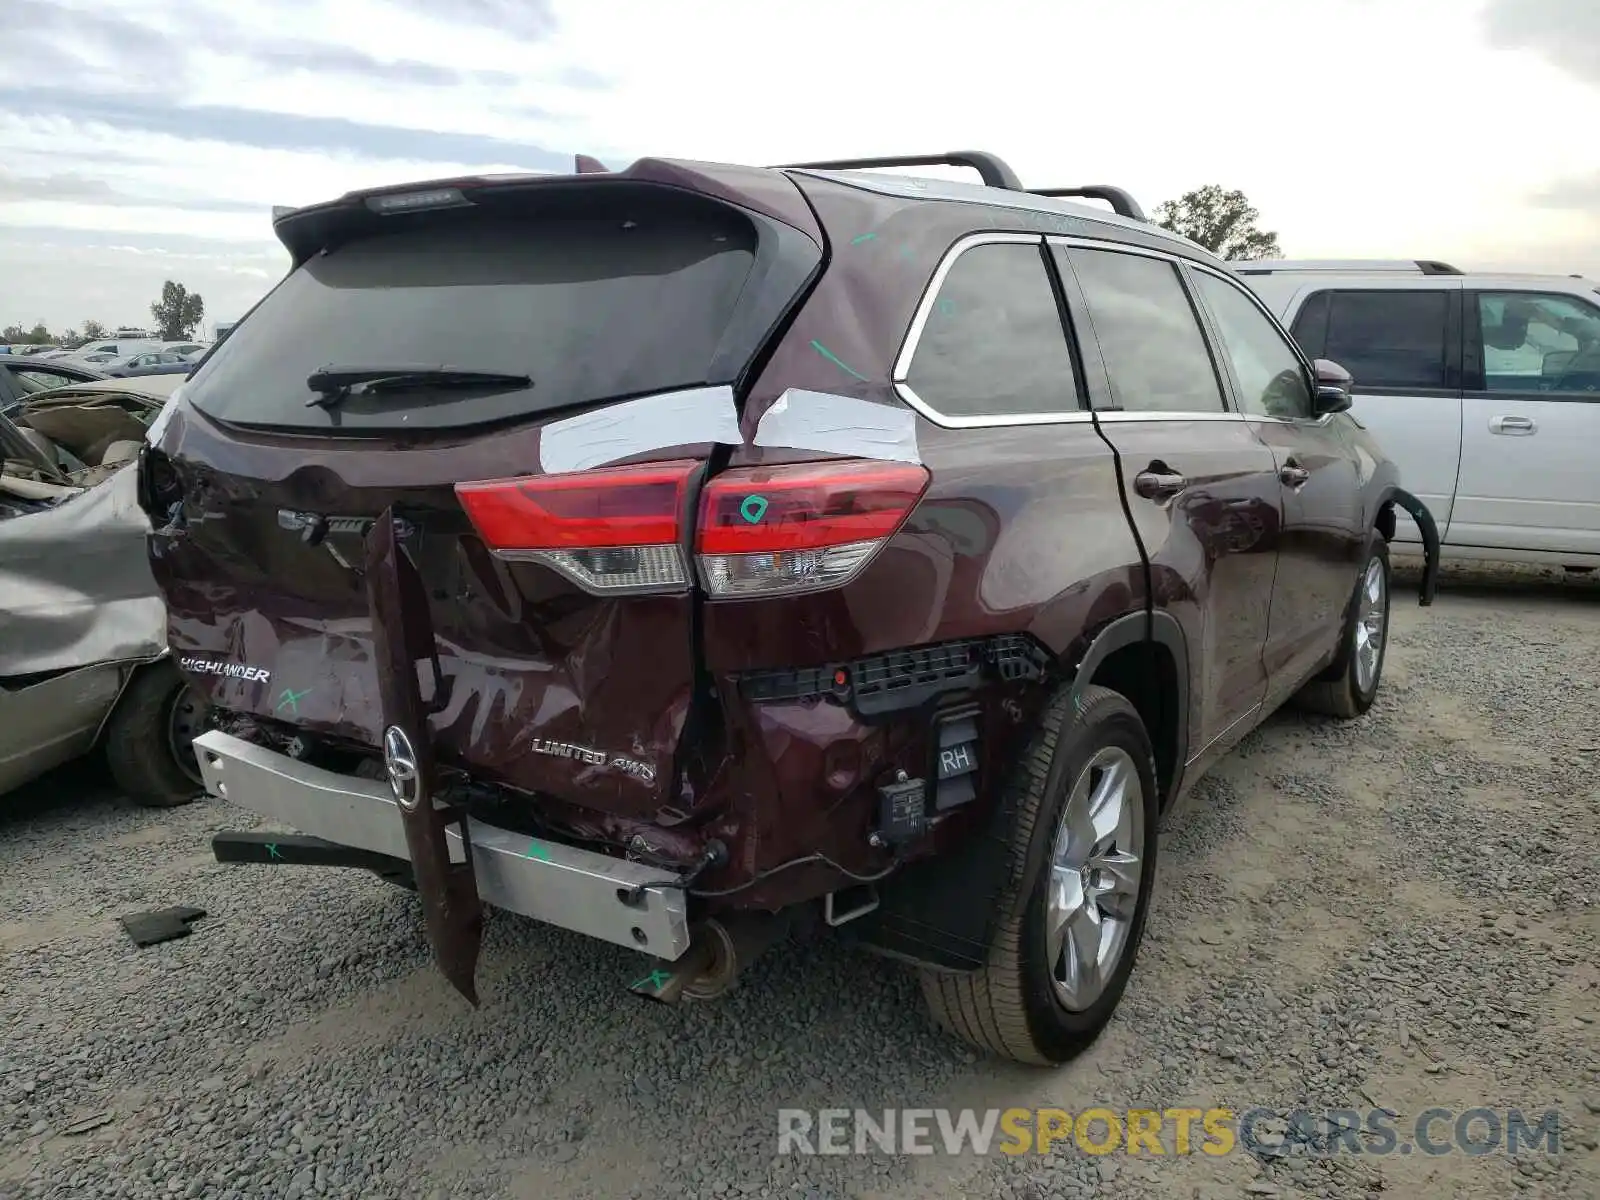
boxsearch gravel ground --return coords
[2,561,1597,1200]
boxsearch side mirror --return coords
[1312,358,1353,414]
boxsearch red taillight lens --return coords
[455,460,697,594]
[695,460,929,597]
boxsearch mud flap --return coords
[365,507,484,1002]
[1392,488,1440,607]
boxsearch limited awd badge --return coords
[529,737,657,784]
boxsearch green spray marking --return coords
[265,842,283,861]
[739,495,769,523]
[275,686,311,715]
[525,840,552,862]
[850,232,878,245]
[630,968,674,993]
[809,339,868,382]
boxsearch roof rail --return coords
[1233,258,1463,276]
[775,152,1154,223]
[776,151,1024,191]
[1027,185,1146,222]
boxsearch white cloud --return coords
[2,0,1599,331]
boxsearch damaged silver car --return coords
[1,376,205,805]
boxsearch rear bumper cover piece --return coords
[193,729,692,961]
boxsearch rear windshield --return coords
[185,208,758,433]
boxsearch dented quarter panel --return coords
[675,178,1158,900]
[702,420,1148,899]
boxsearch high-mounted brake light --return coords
[365,187,471,214]
[696,460,930,598]
[455,460,697,595]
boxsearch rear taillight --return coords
[455,460,697,595]
[695,460,929,597]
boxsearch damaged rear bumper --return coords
[193,728,692,961]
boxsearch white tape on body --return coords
[752,389,921,464]
[537,385,742,474]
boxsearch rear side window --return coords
[904,241,1081,419]
[1063,247,1225,413]
[185,210,760,433]
[1322,291,1449,389]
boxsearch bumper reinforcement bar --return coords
[194,729,692,961]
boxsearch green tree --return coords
[150,281,205,340]
[80,319,108,341]
[1,322,55,344]
[1153,185,1283,261]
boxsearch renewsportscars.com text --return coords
[776,1106,1563,1158]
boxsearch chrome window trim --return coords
[1245,412,1336,429]
[894,383,1098,428]
[1092,409,1245,423]
[891,230,1267,430]
[892,231,1100,430]
[1046,234,1192,264]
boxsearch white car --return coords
[1241,260,1600,570]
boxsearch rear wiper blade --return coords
[305,365,533,408]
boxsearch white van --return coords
[1240,259,1600,570]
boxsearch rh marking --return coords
[940,745,974,775]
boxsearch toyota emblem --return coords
[382,725,421,811]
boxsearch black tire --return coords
[918,684,1160,1065]
[1294,537,1391,719]
[104,661,206,808]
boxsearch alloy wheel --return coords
[1045,745,1145,1012]
[1352,555,1387,693]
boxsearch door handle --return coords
[1279,465,1310,488]
[1134,469,1188,500]
[1489,415,1536,435]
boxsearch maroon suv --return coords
[139,150,1439,1066]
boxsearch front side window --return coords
[1194,271,1313,419]
[1063,247,1225,414]
[1478,291,1600,395]
[1322,291,1449,390]
[905,241,1081,418]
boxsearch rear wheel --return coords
[104,661,207,807]
[1294,538,1391,719]
[918,684,1159,1065]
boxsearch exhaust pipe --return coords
[628,912,790,1004]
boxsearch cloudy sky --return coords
[2,0,1598,333]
